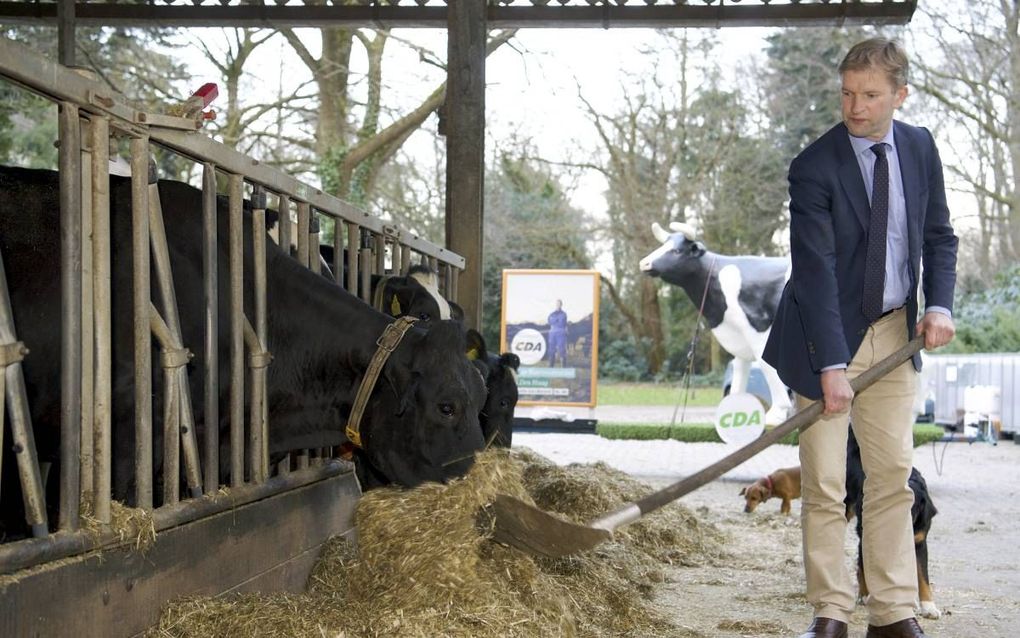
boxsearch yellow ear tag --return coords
[390,296,402,316]
[466,347,479,360]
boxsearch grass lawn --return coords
[597,382,723,407]
[596,422,946,447]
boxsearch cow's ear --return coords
[500,352,520,371]
[739,487,747,496]
[465,329,488,361]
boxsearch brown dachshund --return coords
[739,466,802,515]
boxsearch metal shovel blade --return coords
[490,336,925,560]
[490,494,612,559]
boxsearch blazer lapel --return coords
[836,129,871,230]
[894,121,923,250]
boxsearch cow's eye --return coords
[499,398,510,409]
[419,312,432,322]
[438,402,455,417]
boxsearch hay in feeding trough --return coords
[151,447,725,638]
[79,497,157,551]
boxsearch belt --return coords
[879,305,905,319]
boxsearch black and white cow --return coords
[639,221,793,424]
[0,166,487,532]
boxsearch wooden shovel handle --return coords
[622,335,925,522]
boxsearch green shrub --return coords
[596,422,945,448]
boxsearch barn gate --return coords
[0,36,464,637]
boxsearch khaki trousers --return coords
[796,307,918,626]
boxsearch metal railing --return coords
[0,35,463,574]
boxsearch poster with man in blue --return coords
[501,270,600,407]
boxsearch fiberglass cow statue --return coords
[0,165,487,533]
[639,221,793,425]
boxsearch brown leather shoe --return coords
[798,617,848,638]
[865,617,927,637]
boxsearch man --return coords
[547,299,569,367]
[763,38,957,638]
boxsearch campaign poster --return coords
[500,269,600,407]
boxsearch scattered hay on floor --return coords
[151,447,726,638]
[717,619,789,635]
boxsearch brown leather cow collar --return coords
[345,315,419,449]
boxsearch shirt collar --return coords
[848,123,896,158]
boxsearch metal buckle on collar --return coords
[376,315,417,352]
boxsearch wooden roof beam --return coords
[0,2,918,30]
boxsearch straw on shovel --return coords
[491,334,926,559]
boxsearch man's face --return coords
[841,67,908,141]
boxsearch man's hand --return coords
[820,368,853,415]
[916,312,955,350]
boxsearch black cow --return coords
[315,244,450,326]
[0,166,487,532]
[639,221,793,424]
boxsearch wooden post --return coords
[444,0,486,329]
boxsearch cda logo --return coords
[511,328,547,365]
[713,393,766,446]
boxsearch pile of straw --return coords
[150,447,725,638]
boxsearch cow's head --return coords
[638,222,707,283]
[359,320,487,488]
[376,270,450,326]
[466,330,519,449]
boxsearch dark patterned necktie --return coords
[862,143,888,323]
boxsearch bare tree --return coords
[912,1,1019,273]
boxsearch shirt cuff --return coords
[821,363,848,372]
[925,306,952,318]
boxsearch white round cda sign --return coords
[713,392,766,445]
[510,328,547,366]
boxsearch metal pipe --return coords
[0,462,350,576]
[147,171,201,497]
[250,185,268,484]
[131,135,152,510]
[400,243,411,276]
[448,264,459,303]
[296,201,310,269]
[0,248,48,537]
[346,222,358,295]
[79,119,95,499]
[90,114,111,524]
[278,194,291,259]
[228,174,244,487]
[359,229,373,304]
[332,220,343,286]
[58,102,82,532]
[150,304,184,505]
[309,212,321,275]
[201,163,219,495]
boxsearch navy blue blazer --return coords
[763,120,958,400]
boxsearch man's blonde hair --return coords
[838,37,909,88]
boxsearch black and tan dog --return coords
[739,466,802,515]
[846,430,941,619]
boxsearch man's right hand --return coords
[820,368,853,414]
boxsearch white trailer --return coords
[920,352,1020,438]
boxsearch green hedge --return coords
[596,422,946,448]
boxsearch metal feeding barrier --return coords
[0,35,464,575]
